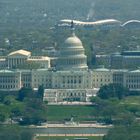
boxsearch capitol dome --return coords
[64,34,83,47]
[56,32,88,71]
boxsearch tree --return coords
[37,85,44,100]
[17,87,34,101]
[97,84,129,100]
[103,124,140,140]
[11,107,22,117]
[0,93,5,103]
[115,113,135,126]
[20,98,47,125]
[90,96,134,124]
[0,113,6,122]
[0,126,33,140]
[90,97,117,123]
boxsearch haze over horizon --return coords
[0,0,140,29]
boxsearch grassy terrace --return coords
[46,96,140,122]
[121,96,140,105]
[46,105,95,122]
[37,136,103,140]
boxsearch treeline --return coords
[0,126,33,140]
[104,124,140,140]
[1,27,140,69]
[0,86,46,140]
[90,84,140,140]
[0,85,47,125]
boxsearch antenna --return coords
[71,20,75,36]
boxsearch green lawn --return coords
[46,105,96,122]
[121,96,140,105]
[46,96,140,122]
[37,136,103,140]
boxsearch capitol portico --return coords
[0,50,50,69]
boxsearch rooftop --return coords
[8,49,31,56]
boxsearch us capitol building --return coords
[0,31,140,103]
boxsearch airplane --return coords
[56,19,121,29]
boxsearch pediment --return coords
[8,50,31,57]
[8,53,29,57]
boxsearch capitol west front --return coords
[0,32,140,103]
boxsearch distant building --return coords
[0,70,21,91]
[0,31,140,103]
[96,50,140,69]
[0,50,50,69]
[92,68,113,88]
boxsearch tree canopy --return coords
[103,124,140,140]
[97,84,129,100]
[0,126,33,140]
